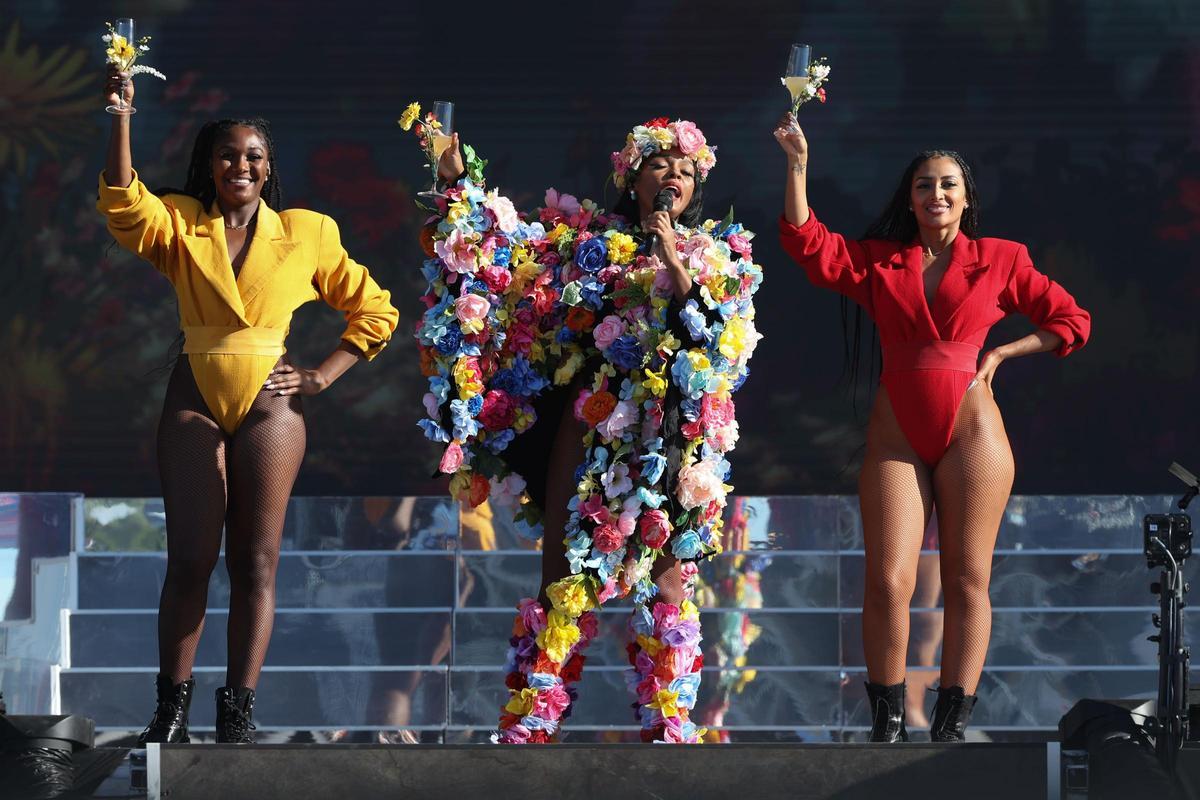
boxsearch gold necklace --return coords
[225,220,252,230]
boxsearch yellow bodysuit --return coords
[98,170,399,434]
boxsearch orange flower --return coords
[565,307,595,332]
[419,223,439,257]
[581,391,617,426]
[468,473,490,507]
[533,652,561,675]
[419,346,439,377]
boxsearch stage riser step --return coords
[149,743,1051,800]
[61,667,1155,729]
[75,550,1161,610]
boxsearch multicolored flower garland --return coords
[610,117,717,189]
[410,120,762,741]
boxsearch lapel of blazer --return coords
[235,203,299,310]
[179,208,249,325]
[934,235,991,331]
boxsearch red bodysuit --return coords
[780,211,1091,467]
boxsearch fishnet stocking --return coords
[933,386,1013,694]
[224,372,306,689]
[154,358,305,690]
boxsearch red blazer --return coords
[779,211,1091,358]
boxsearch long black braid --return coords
[841,150,981,421]
[149,118,283,375]
[155,117,282,209]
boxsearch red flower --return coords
[626,642,641,666]
[817,88,827,103]
[643,117,670,128]
[505,671,528,691]
[561,654,586,684]
[691,653,704,671]
[478,390,517,432]
[527,730,552,744]
[593,523,627,554]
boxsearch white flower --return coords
[139,45,149,51]
[803,82,817,97]
[811,64,830,80]
[101,34,112,42]
[128,65,167,80]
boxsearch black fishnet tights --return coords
[860,386,1014,695]
[156,358,305,689]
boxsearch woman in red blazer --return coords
[774,114,1090,742]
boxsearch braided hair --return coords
[156,117,282,209]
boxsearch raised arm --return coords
[97,69,180,275]
[773,114,876,309]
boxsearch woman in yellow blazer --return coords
[98,71,399,743]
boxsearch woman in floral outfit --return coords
[409,112,762,743]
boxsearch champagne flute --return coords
[417,100,455,207]
[430,101,455,164]
[783,43,812,109]
[106,18,137,115]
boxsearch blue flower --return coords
[435,328,462,356]
[429,376,451,403]
[608,335,644,370]
[637,486,666,508]
[640,452,667,486]
[485,428,515,453]
[493,246,512,267]
[631,601,655,637]
[450,399,481,440]
[556,326,576,344]
[492,356,549,397]
[528,673,561,690]
[669,673,701,709]
[671,529,704,559]
[467,394,484,415]
[417,419,450,443]
[574,236,608,273]
[680,299,710,343]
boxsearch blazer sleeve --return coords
[95,169,180,279]
[778,210,873,309]
[999,245,1091,357]
[313,214,400,361]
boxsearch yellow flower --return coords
[718,317,748,360]
[680,599,700,622]
[555,351,585,386]
[547,223,571,243]
[547,576,593,617]
[648,127,673,149]
[606,232,637,265]
[733,670,757,693]
[398,102,421,131]
[106,35,136,67]
[647,688,680,718]
[686,351,711,372]
[636,633,663,657]
[656,331,680,356]
[452,359,483,399]
[504,687,537,717]
[448,471,472,501]
[642,366,667,398]
[536,611,582,663]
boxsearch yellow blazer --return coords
[97,170,399,434]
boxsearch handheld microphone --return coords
[645,187,678,255]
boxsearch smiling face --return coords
[633,148,697,221]
[909,156,968,234]
[211,125,269,210]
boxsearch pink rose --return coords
[597,399,637,441]
[617,510,638,538]
[438,441,464,474]
[676,460,726,510]
[455,294,491,326]
[579,493,609,523]
[639,509,671,549]
[727,233,752,258]
[577,610,599,642]
[592,315,625,350]
[593,522,628,554]
[480,264,511,293]
[484,193,520,233]
[671,120,706,156]
[531,683,571,719]
[434,229,478,274]
[478,390,517,432]
[652,601,681,630]
[518,597,547,634]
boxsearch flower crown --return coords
[610,118,717,190]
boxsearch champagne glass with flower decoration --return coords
[401,100,459,209]
[103,18,166,115]
[781,43,831,115]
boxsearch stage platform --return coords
[139,742,1057,800]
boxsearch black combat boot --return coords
[137,674,194,745]
[864,681,909,742]
[930,685,978,742]
[215,687,256,744]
